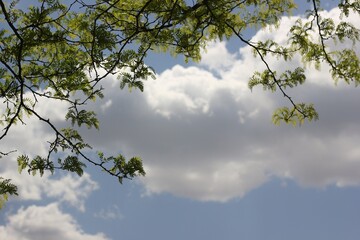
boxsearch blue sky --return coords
[1,1,360,239]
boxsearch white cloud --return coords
[77,7,360,202]
[0,203,110,240]
[44,173,99,212]
[144,64,263,119]
[199,41,237,72]
[94,204,124,220]
[83,62,360,202]
[100,100,113,112]
[1,166,98,211]
[143,161,269,202]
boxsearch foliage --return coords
[0,0,359,203]
[0,177,18,209]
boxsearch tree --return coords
[0,0,359,205]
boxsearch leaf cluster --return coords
[98,152,146,184]
[0,177,18,209]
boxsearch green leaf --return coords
[272,103,319,126]
[59,156,86,176]
[17,155,29,174]
[0,177,18,209]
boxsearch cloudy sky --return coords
[1,2,360,240]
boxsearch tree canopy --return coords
[0,0,359,206]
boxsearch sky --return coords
[1,1,360,240]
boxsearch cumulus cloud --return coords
[44,173,99,211]
[1,166,98,211]
[77,7,360,202]
[0,203,110,240]
[199,41,237,72]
